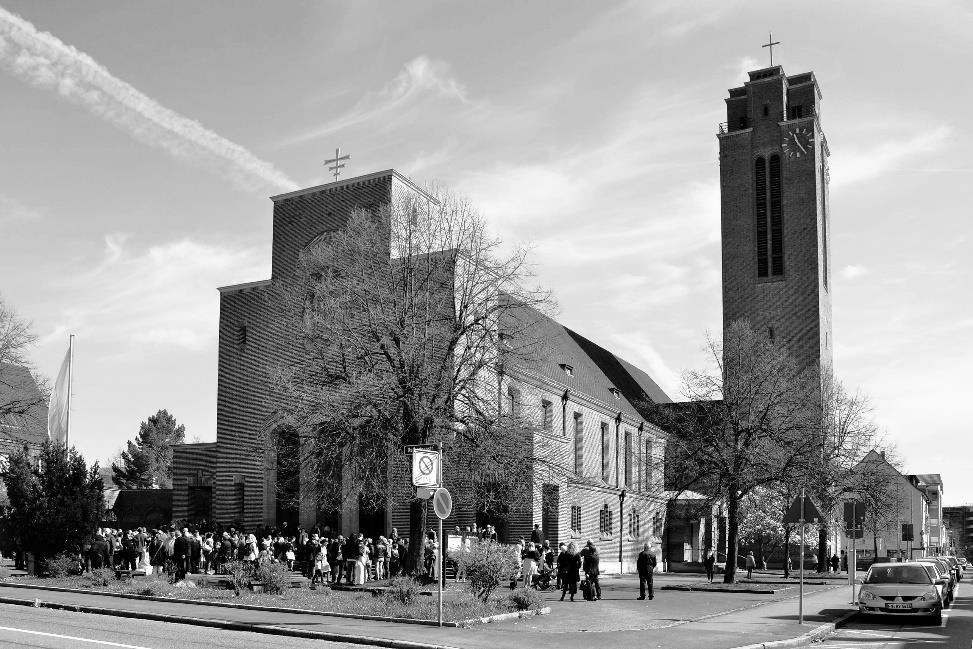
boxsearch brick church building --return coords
[173,61,835,573]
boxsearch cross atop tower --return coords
[762,33,780,67]
[324,147,351,182]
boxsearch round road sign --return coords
[433,487,452,520]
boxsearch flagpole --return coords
[65,334,74,447]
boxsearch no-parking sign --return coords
[412,449,441,488]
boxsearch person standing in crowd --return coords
[375,536,389,581]
[559,542,582,601]
[87,530,111,571]
[582,540,601,601]
[555,542,567,590]
[521,541,540,588]
[530,523,543,546]
[190,530,202,574]
[704,549,716,583]
[173,528,191,580]
[637,543,657,600]
[745,551,756,579]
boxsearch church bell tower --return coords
[718,64,833,375]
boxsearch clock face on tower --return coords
[782,126,814,159]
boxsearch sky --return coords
[1,1,971,502]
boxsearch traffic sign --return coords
[783,496,822,525]
[433,487,452,520]
[412,449,441,488]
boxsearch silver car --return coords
[858,562,943,623]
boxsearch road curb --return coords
[0,594,465,649]
[729,609,858,649]
[0,581,548,628]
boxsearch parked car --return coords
[858,562,943,623]
[941,556,962,581]
[914,559,955,605]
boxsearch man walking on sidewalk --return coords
[637,543,656,600]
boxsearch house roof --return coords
[505,305,670,426]
[912,474,943,487]
[0,362,49,447]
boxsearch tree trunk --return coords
[817,524,827,573]
[723,492,740,583]
[783,524,791,578]
[407,497,428,576]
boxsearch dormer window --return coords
[560,363,574,377]
[609,387,621,399]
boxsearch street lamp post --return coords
[619,489,627,573]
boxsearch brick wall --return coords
[719,67,833,377]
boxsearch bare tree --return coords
[807,374,886,570]
[0,295,48,424]
[654,320,820,583]
[267,184,551,573]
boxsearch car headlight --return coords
[859,590,876,602]
[919,589,940,601]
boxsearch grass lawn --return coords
[2,574,541,623]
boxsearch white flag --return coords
[48,344,71,443]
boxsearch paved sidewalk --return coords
[0,575,856,649]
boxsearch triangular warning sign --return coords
[783,496,823,525]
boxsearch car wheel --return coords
[931,608,942,625]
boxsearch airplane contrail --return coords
[0,6,299,194]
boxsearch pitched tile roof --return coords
[504,305,671,425]
[0,362,49,447]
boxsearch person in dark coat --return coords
[554,542,566,590]
[189,531,202,574]
[530,524,543,546]
[87,531,111,570]
[704,549,716,583]
[636,543,657,600]
[173,528,192,580]
[830,553,840,573]
[582,540,602,600]
[559,542,582,601]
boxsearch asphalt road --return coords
[0,602,366,649]
[823,579,972,649]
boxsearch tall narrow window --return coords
[770,154,784,276]
[574,413,584,476]
[822,169,829,291]
[624,431,633,487]
[507,387,520,431]
[754,157,769,277]
[644,440,654,490]
[541,399,553,432]
[601,422,610,482]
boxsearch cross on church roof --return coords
[762,33,780,67]
[323,147,351,182]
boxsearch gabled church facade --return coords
[172,169,672,571]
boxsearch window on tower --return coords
[789,105,804,119]
[754,157,769,277]
[769,154,784,276]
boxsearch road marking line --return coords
[0,625,153,649]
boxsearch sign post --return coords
[433,487,452,628]
[844,500,864,604]
[409,444,445,626]
[783,492,822,625]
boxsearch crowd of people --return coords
[73,524,432,584]
[41,519,660,603]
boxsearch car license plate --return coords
[886,603,912,610]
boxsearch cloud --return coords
[0,193,41,224]
[286,56,470,144]
[49,235,268,353]
[841,264,869,279]
[830,125,950,188]
[0,7,298,194]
